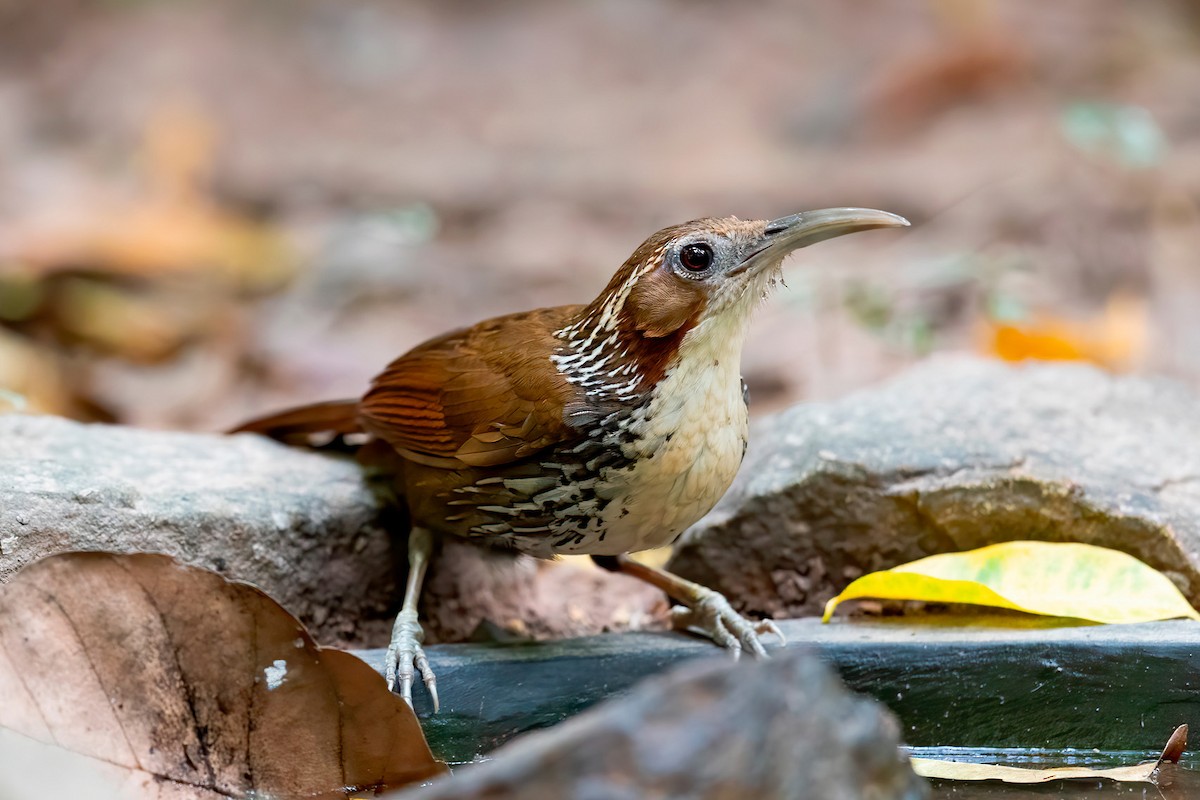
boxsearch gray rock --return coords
[669,357,1200,618]
[398,648,927,800]
[0,414,664,645]
[11,356,1199,645]
[0,414,398,642]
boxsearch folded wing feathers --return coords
[359,307,582,468]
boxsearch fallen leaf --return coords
[52,277,196,362]
[866,31,1028,136]
[1163,723,1189,764]
[913,724,1187,785]
[823,541,1200,624]
[981,292,1148,370]
[911,758,1159,784]
[0,102,294,291]
[0,728,125,800]
[0,552,446,799]
[3,199,294,289]
[0,328,79,417]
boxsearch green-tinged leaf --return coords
[0,388,27,413]
[1061,102,1166,169]
[823,541,1200,624]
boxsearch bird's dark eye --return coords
[679,243,714,273]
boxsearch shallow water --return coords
[911,748,1199,799]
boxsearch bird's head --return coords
[557,208,909,396]
[615,208,909,340]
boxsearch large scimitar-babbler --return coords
[234,207,909,709]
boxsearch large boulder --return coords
[0,415,663,645]
[1,415,399,643]
[10,357,1199,644]
[399,647,928,800]
[669,357,1200,619]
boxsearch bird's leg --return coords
[593,554,784,658]
[386,526,439,711]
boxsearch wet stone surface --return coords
[354,617,1200,768]
[397,646,927,800]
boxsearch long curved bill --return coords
[734,207,909,274]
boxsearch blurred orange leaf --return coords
[0,101,293,291]
[53,278,197,361]
[981,293,1147,370]
[0,329,74,416]
[866,32,1028,135]
[4,197,293,290]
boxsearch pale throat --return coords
[632,308,752,453]
[584,307,754,554]
[545,279,767,554]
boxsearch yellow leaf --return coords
[911,757,1159,784]
[822,541,1200,624]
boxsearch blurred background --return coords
[1,0,1198,430]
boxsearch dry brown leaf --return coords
[3,200,294,289]
[0,329,75,416]
[1162,723,1189,764]
[0,103,293,290]
[865,32,1028,135]
[912,758,1160,784]
[0,552,446,799]
[52,278,195,362]
[914,724,1187,785]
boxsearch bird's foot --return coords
[385,608,439,712]
[671,586,785,659]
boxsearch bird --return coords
[233,207,909,710]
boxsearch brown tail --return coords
[230,400,364,447]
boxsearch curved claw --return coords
[671,588,783,660]
[413,644,439,713]
[386,608,439,713]
[754,618,786,650]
